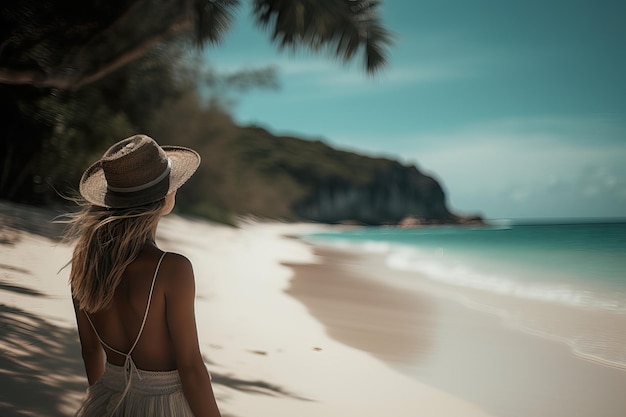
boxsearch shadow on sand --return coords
[0,200,309,415]
[0,303,310,416]
[210,372,311,402]
[0,304,86,417]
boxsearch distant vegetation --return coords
[0,44,470,225]
[0,2,479,225]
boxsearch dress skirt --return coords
[76,362,194,417]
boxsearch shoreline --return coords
[297,226,626,372]
[285,240,626,417]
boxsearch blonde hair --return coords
[64,200,165,313]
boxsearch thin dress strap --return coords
[84,251,167,415]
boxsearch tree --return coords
[0,43,280,205]
[0,0,393,90]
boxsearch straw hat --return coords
[79,134,200,208]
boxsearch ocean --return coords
[300,221,626,370]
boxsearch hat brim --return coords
[79,146,200,208]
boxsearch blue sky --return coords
[202,0,626,220]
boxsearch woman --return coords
[67,134,221,416]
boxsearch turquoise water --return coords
[303,222,626,312]
[302,221,626,413]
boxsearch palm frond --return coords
[252,0,394,74]
[193,0,240,46]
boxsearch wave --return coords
[304,236,626,312]
[384,246,625,311]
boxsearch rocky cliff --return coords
[295,163,453,225]
[225,126,478,225]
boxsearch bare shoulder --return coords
[160,252,195,290]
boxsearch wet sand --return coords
[285,243,626,417]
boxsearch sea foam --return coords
[384,244,626,312]
[306,236,626,312]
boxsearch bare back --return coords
[86,245,176,371]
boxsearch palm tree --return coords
[0,0,393,90]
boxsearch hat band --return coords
[106,159,172,193]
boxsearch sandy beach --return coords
[2,200,625,417]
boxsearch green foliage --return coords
[226,125,413,219]
[0,44,188,204]
[0,0,391,89]
[0,0,411,224]
[252,0,393,73]
[234,126,397,187]
[0,0,242,89]
[0,7,447,225]
[0,42,426,224]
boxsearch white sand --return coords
[0,210,492,417]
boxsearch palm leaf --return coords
[251,0,393,74]
[193,0,240,46]
[0,0,240,89]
